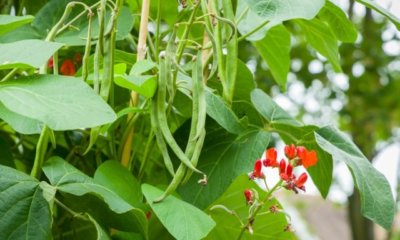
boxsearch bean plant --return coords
[0,0,398,239]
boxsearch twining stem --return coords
[237,180,283,240]
[120,0,150,168]
[30,126,50,179]
[176,2,200,63]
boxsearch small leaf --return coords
[319,1,358,43]
[0,74,116,131]
[129,59,157,75]
[178,123,271,209]
[114,75,157,98]
[206,175,294,239]
[42,156,133,214]
[355,0,400,30]
[0,165,52,240]
[205,90,245,134]
[0,39,63,69]
[250,89,301,126]
[296,19,342,72]
[142,184,216,240]
[0,15,34,36]
[94,161,143,208]
[253,25,291,89]
[315,126,395,229]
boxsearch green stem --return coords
[237,18,269,42]
[237,180,283,240]
[176,2,200,63]
[54,198,89,221]
[30,126,50,179]
[0,68,18,82]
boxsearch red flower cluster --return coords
[47,53,82,76]
[248,145,318,194]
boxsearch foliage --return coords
[0,0,398,239]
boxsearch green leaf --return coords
[0,74,116,131]
[296,19,342,72]
[253,25,290,89]
[55,7,134,46]
[233,59,256,101]
[129,59,157,75]
[142,184,216,240]
[0,25,42,43]
[86,214,111,240]
[250,89,301,126]
[272,123,333,198]
[0,102,43,134]
[237,0,324,41]
[178,124,271,209]
[42,156,133,214]
[355,0,400,30]
[205,90,245,134]
[0,40,63,69]
[0,165,52,240]
[0,15,35,36]
[114,75,157,98]
[206,175,294,239]
[0,136,15,167]
[94,161,143,208]
[315,126,395,229]
[319,1,358,43]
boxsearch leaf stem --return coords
[30,126,51,179]
[237,180,283,240]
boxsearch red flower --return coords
[279,159,308,193]
[60,59,76,76]
[249,159,264,179]
[263,148,278,167]
[48,57,54,69]
[296,146,318,168]
[284,144,297,159]
[244,189,254,205]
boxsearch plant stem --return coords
[236,180,283,240]
[237,18,270,42]
[120,0,150,168]
[176,2,200,63]
[30,126,50,179]
[54,198,89,221]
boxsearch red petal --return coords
[279,159,286,174]
[252,160,264,178]
[284,144,296,159]
[295,173,308,188]
[286,163,293,177]
[303,150,318,168]
[265,148,277,166]
[60,59,76,76]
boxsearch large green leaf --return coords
[315,126,395,229]
[355,0,400,30]
[319,1,358,43]
[0,15,34,36]
[42,156,132,214]
[272,123,333,198]
[206,90,245,134]
[0,102,43,134]
[0,75,116,131]
[296,19,342,72]
[253,25,290,89]
[233,59,256,101]
[237,0,324,41]
[0,165,52,240]
[250,89,301,126]
[178,123,271,209]
[206,175,294,239]
[94,160,143,208]
[0,40,63,69]
[142,184,216,240]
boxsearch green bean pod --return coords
[150,98,175,176]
